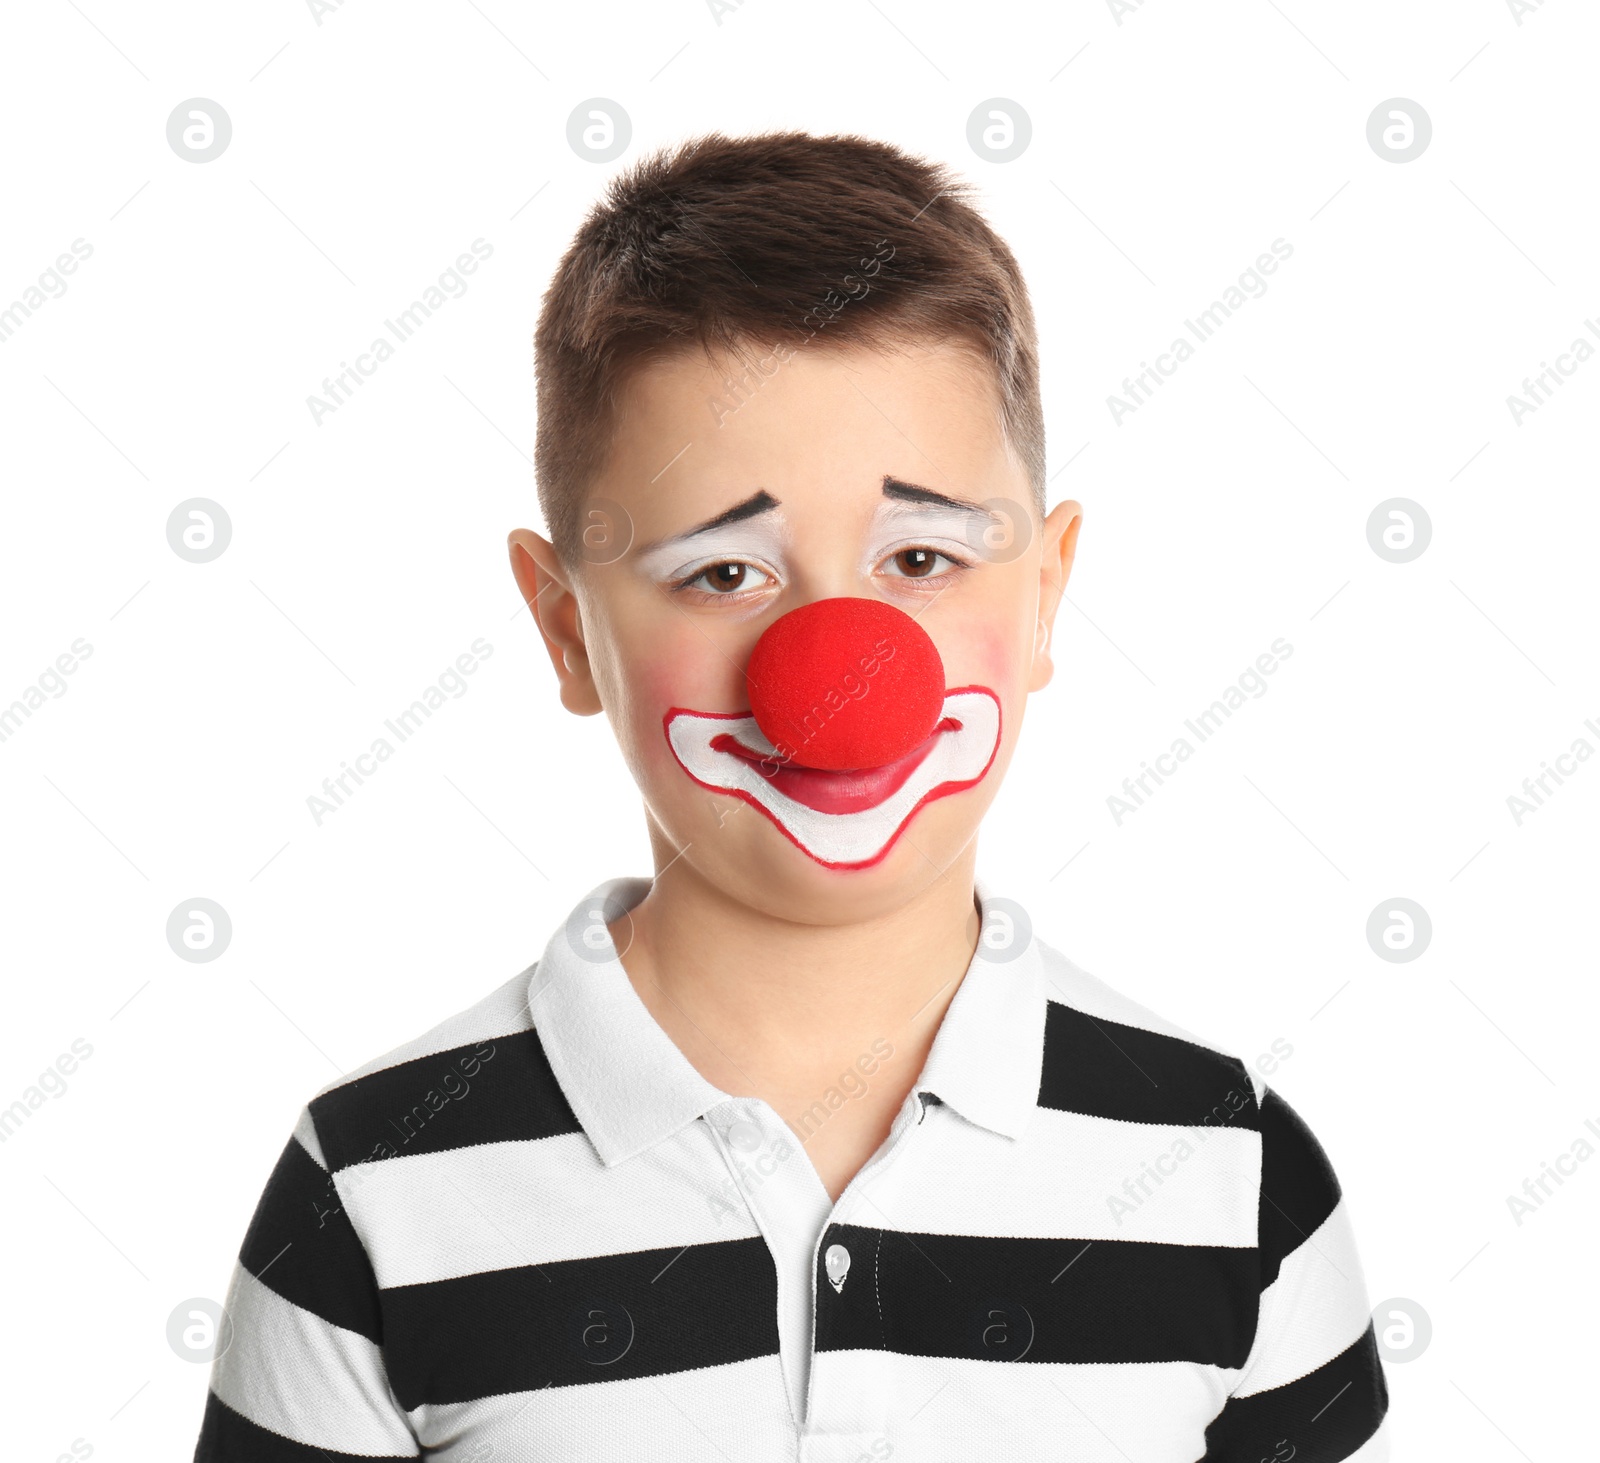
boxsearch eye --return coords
[879,547,966,581]
[680,561,773,595]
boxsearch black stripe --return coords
[193,1390,418,1461]
[380,1237,779,1408]
[239,1132,383,1342]
[310,1027,580,1173]
[814,1224,1257,1368]
[1039,1000,1261,1130]
[1200,1322,1387,1462]
[1258,1088,1342,1288]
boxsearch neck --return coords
[611,839,982,1100]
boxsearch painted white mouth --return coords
[665,689,1002,869]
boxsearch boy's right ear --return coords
[507,529,604,716]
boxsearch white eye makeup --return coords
[631,492,999,599]
[633,514,791,596]
[862,501,991,584]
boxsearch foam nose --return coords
[745,597,946,771]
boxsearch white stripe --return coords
[406,1355,794,1461]
[1232,1197,1373,1398]
[291,1104,328,1170]
[212,900,1387,1461]
[342,1126,761,1287]
[806,1353,1239,1462]
[850,1102,1261,1246]
[210,1264,417,1456]
[1038,943,1244,1061]
[311,967,537,1100]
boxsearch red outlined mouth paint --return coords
[664,688,1001,870]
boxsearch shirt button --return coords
[726,1118,763,1152]
[824,1243,851,1293]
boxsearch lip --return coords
[664,688,1003,870]
[709,716,961,815]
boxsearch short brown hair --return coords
[533,129,1045,562]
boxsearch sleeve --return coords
[192,1104,421,1461]
[1200,1085,1390,1462]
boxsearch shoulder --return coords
[1031,938,1265,1128]
[296,963,576,1174]
[314,963,540,1099]
[1030,942,1350,1276]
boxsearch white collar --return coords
[529,876,1048,1166]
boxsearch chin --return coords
[694,820,981,925]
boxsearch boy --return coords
[195,132,1388,1461]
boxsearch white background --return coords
[2,0,1595,1457]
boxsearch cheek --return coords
[641,634,750,715]
[607,626,748,770]
[941,623,1022,699]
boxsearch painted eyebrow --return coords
[636,489,787,560]
[681,489,781,539]
[633,489,783,560]
[881,476,985,513]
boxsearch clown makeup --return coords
[639,475,1012,869]
[632,489,790,598]
[866,478,1000,580]
[513,339,1081,906]
[664,688,1002,869]
[635,478,1006,610]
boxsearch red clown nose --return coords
[745,597,946,771]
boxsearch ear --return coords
[508,528,603,716]
[1029,499,1083,693]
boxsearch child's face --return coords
[512,340,1081,924]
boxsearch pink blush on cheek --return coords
[629,662,713,729]
[977,621,1023,680]
[634,637,745,717]
[946,636,1016,705]
[625,664,736,775]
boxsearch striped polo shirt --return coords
[194,877,1389,1462]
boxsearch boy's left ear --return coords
[1029,499,1083,693]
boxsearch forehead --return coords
[595,339,1017,534]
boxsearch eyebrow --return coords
[678,489,781,540]
[881,476,985,513]
[633,489,784,563]
[638,479,980,564]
